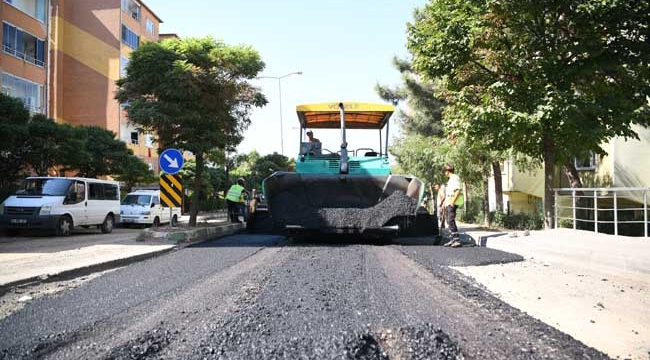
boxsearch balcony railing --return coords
[554,187,650,237]
[3,45,46,67]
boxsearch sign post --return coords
[159,149,185,226]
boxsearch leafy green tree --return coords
[407,0,650,227]
[377,57,507,221]
[0,94,30,194]
[251,152,290,190]
[116,36,267,226]
[61,126,134,178]
[114,155,157,192]
[24,115,82,176]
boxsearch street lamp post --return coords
[257,71,302,155]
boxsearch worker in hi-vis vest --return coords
[442,164,465,248]
[226,178,248,223]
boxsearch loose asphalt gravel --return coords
[0,233,611,359]
[269,191,419,230]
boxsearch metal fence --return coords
[554,187,649,237]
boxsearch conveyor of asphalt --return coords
[0,216,243,294]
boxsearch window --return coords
[574,151,597,171]
[3,22,46,67]
[105,184,119,200]
[65,181,86,204]
[120,54,129,77]
[130,131,139,145]
[145,134,154,148]
[121,0,140,20]
[146,19,155,34]
[89,183,108,200]
[2,72,45,113]
[4,0,46,22]
[121,25,139,49]
[92,183,119,200]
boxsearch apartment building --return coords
[1,0,48,114]
[46,0,163,172]
[489,125,650,215]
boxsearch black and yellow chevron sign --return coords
[160,174,183,208]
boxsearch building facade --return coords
[2,0,165,173]
[489,125,650,215]
[1,0,48,114]
[48,0,163,172]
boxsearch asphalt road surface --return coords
[0,233,610,359]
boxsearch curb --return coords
[139,223,245,245]
[0,222,244,296]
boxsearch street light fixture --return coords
[257,71,303,155]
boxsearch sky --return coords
[145,0,428,158]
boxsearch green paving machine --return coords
[248,102,438,237]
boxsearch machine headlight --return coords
[40,204,52,215]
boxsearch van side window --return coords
[152,196,160,206]
[88,183,119,200]
[89,183,104,200]
[105,184,119,200]
[65,181,85,204]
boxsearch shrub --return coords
[488,210,544,231]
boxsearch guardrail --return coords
[554,187,649,237]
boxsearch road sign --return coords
[159,148,184,175]
[160,174,183,208]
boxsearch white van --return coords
[120,190,181,227]
[0,177,120,236]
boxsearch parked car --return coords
[0,177,120,236]
[120,190,181,228]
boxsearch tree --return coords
[24,115,82,176]
[407,0,650,227]
[0,94,30,194]
[61,126,134,178]
[116,36,267,226]
[114,155,157,193]
[377,57,507,221]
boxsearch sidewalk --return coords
[456,224,650,360]
[0,214,243,292]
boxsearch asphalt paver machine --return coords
[248,102,438,238]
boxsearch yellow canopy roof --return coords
[296,102,394,129]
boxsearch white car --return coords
[0,177,120,236]
[120,190,181,227]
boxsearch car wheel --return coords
[171,215,178,227]
[100,214,114,233]
[56,215,73,236]
[152,217,160,228]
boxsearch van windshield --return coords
[15,178,73,196]
[122,194,152,206]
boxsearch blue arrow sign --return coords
[159,148,184,175]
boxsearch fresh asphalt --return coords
[0,232,609,359]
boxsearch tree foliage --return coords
[114,155,158,193]
[24,115,82,176]
[0,93,153,199]
[407,0,650,227]
[0,94,30,191]
[116,36,267,226]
